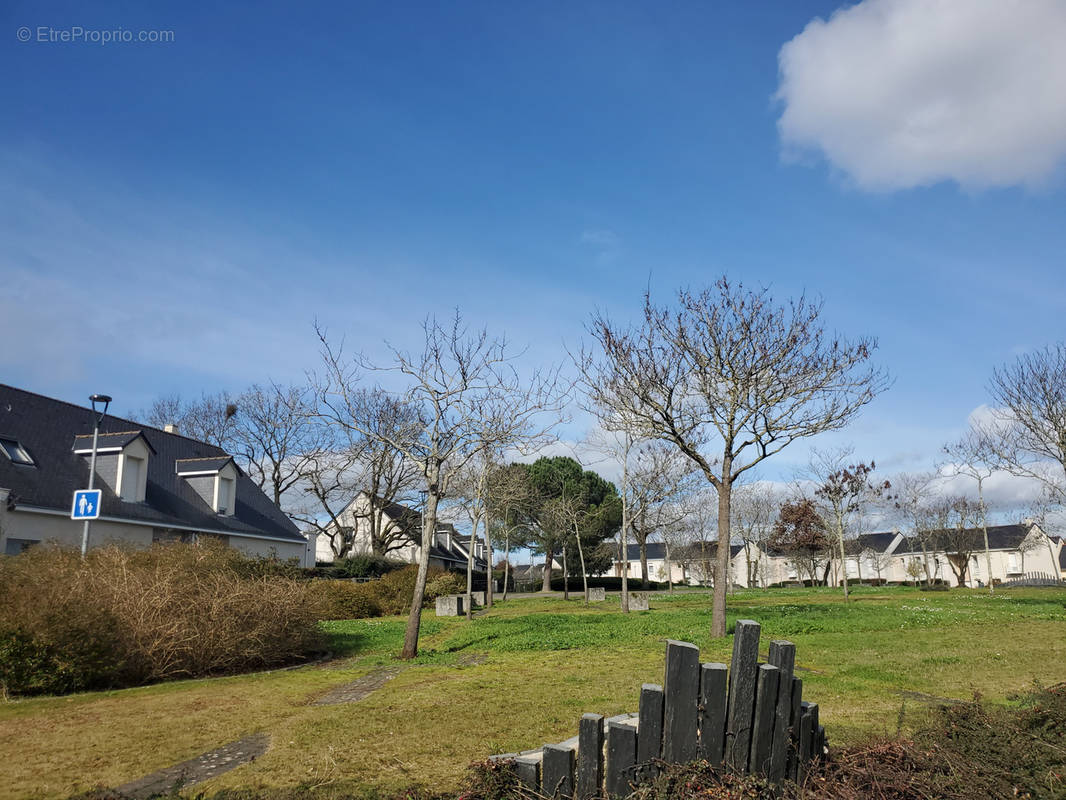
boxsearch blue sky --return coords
[3,0,1066,490]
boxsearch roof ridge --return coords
[0,384,227,453]
[73,429,144,438]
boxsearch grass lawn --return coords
[1,586,1064,799]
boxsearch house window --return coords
[1008,552,1021,574]
[4,538,38,556]
[0,437,34,466]
[217,475,235,515]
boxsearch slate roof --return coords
[72,431,156,453]
[662,540,744,559]
[893,523,1032,556]
[175,456,234,474]
[362,493,487,570]
[852,531,899,552]
[0,384,302,543]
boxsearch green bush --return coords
[0,542,326,697]
[425,571,466,598]
[549,576,665,592]
[331,554,405,579]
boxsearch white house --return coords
[0,384,312,564]
[314,491,487,572]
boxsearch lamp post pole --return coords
[81,394,111,558]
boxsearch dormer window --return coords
[0,437,35,466]
[176,457,238,515]
[72,430,154,502]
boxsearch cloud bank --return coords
[776,0,1066,191]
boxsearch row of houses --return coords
[2,384,1063,590]
[0,384,486,571]
[617,523,1066,588]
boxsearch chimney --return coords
[164,423,178,434]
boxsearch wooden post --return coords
[796,703,813,784]
[748,664,780,776]
[577,714,604,800]
[637,683,664,769]
[786,676,802,779]
[698,663,728,766]
[807,703,820,765]
[606,722,637,799]
[726,620,760,772]
[542,744,575,799]
[515,755,541,791]
[662,640,700,763]
[767,640,796,784]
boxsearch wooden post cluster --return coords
[491,623,824,797]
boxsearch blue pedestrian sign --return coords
[71,489,102,520]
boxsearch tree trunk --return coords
[713,467,731,638]
[503,535,510,601]
[620,436,631,613]
[465,513,477,621]
[486,516,494,609]
[836,514,849,603]
[563,547,569,600]
[401,475,438,660]
[664,541,674,592]
[575,526,589,605]
[639,531,649,589]
[542,549,553,592]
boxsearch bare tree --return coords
[290,436,362,559]
[810,449,891,602]
[730,481,779,588]
[230,383,324,508]
[941,423,1000,594]
[339,389,423,557]
[988,344,1066,504]
[315,312,560,658]
[143,384,323,514]
[141,392,239,449]
[626,441,702,588]
[892,471,943,586]
[940,495,984,586]
[581,278,888,636]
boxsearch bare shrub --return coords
[0,542,326,696]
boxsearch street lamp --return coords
[80,393,112,557]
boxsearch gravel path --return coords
[113,732,270,799]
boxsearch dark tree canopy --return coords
[520,456,622,588]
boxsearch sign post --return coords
[77,393,111,556]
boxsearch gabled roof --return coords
[0,384,301,543]
[72,430,157,454]
[893,523,1033,555]
[853,531,899,553]
[175,456,235,474]
[349,491,487,570]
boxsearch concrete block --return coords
[435,595,464,616]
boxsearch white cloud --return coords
[776,0,1066,191]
